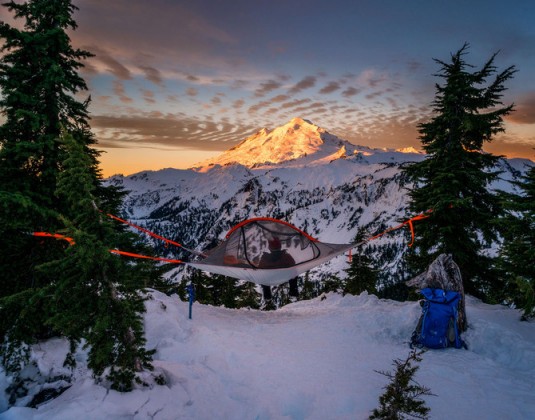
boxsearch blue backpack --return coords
[411,288,465,349]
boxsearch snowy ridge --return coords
[1,291,534,418]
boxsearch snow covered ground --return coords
[1,291,534,419]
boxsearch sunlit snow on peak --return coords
[193,117,361,169]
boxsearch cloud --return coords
[486,134,535,160]
[248,100,272,114]
[254,80,284,97]
[365,91,385,101]
[407,59,424,73]
[185,74,200,82]
[90,47,132,80]
[248,94,289,114]
[74,1,237,56]
[233,99,245,109]
[90,102,534,168]
[141,89,155,104]
[342,86,361,98]
[69,0,254,93]
[340,113,424,150]
[113,80,133,103]
[507,92,535,124]
[319,81,341,95]
[139,65,163,85]
[290,101,327,116]
[211,94,224,106]
[357,69,388,88]
[92,114,257,152]
[280,98,311,109]
[64,1,535,168]
[288,76,316,94]
[271,94,290,103]
[231,79,250,90]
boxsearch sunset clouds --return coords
[56,0,535,175]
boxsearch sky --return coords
[4,0,535,176]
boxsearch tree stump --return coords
[406,254,467,332]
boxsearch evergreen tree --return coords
[300,272,318,301]
[0,0,100,216]
[0,0,94,300]
[52,133,157,390]
[0,0,100,295]
[0,0,163,394]
[181,269,210,303]
[498,165,535,319]
[403,43,516,299]
[236,282,261,310]
[370,350,433,420]
[344,229,377,296]
[321,274,343,294]
[182,269,252,309]
[206,274,241,308]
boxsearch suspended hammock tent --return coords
[33,212,429,286]
[187,218,354,286]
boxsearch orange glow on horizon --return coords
[98,148,220,177]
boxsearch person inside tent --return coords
[258,237,298,301]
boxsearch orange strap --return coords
[105,213,184,248]
[105,212,206,257]
[33,232,75,246]
[364,210,432,247]
[405,212,432,247]
[32,232,183,264]
[110,249,183,264]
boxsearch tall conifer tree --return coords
[0,0,96,298]
[49,133,156,391]
[498,165,535,319]
[0,0,161,393]
[403,44,516,298]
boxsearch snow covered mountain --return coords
[194,117,364,169]
[108,118,533,285]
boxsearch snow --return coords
[395,146,422,154]
[192,117,365,170]
[1,291,534,419]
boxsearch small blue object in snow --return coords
[187,283,196,320]
[411,288,465,349]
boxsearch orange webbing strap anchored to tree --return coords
[109,249,183,264]
[33,232,75,245]
[364,210,432,248]
[104,212,206,257]
[32,231,183,264]
[404,212,432,247]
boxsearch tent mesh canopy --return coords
[213,219,319,268]
[188,219,353,285]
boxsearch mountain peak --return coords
[193,117,354,169]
